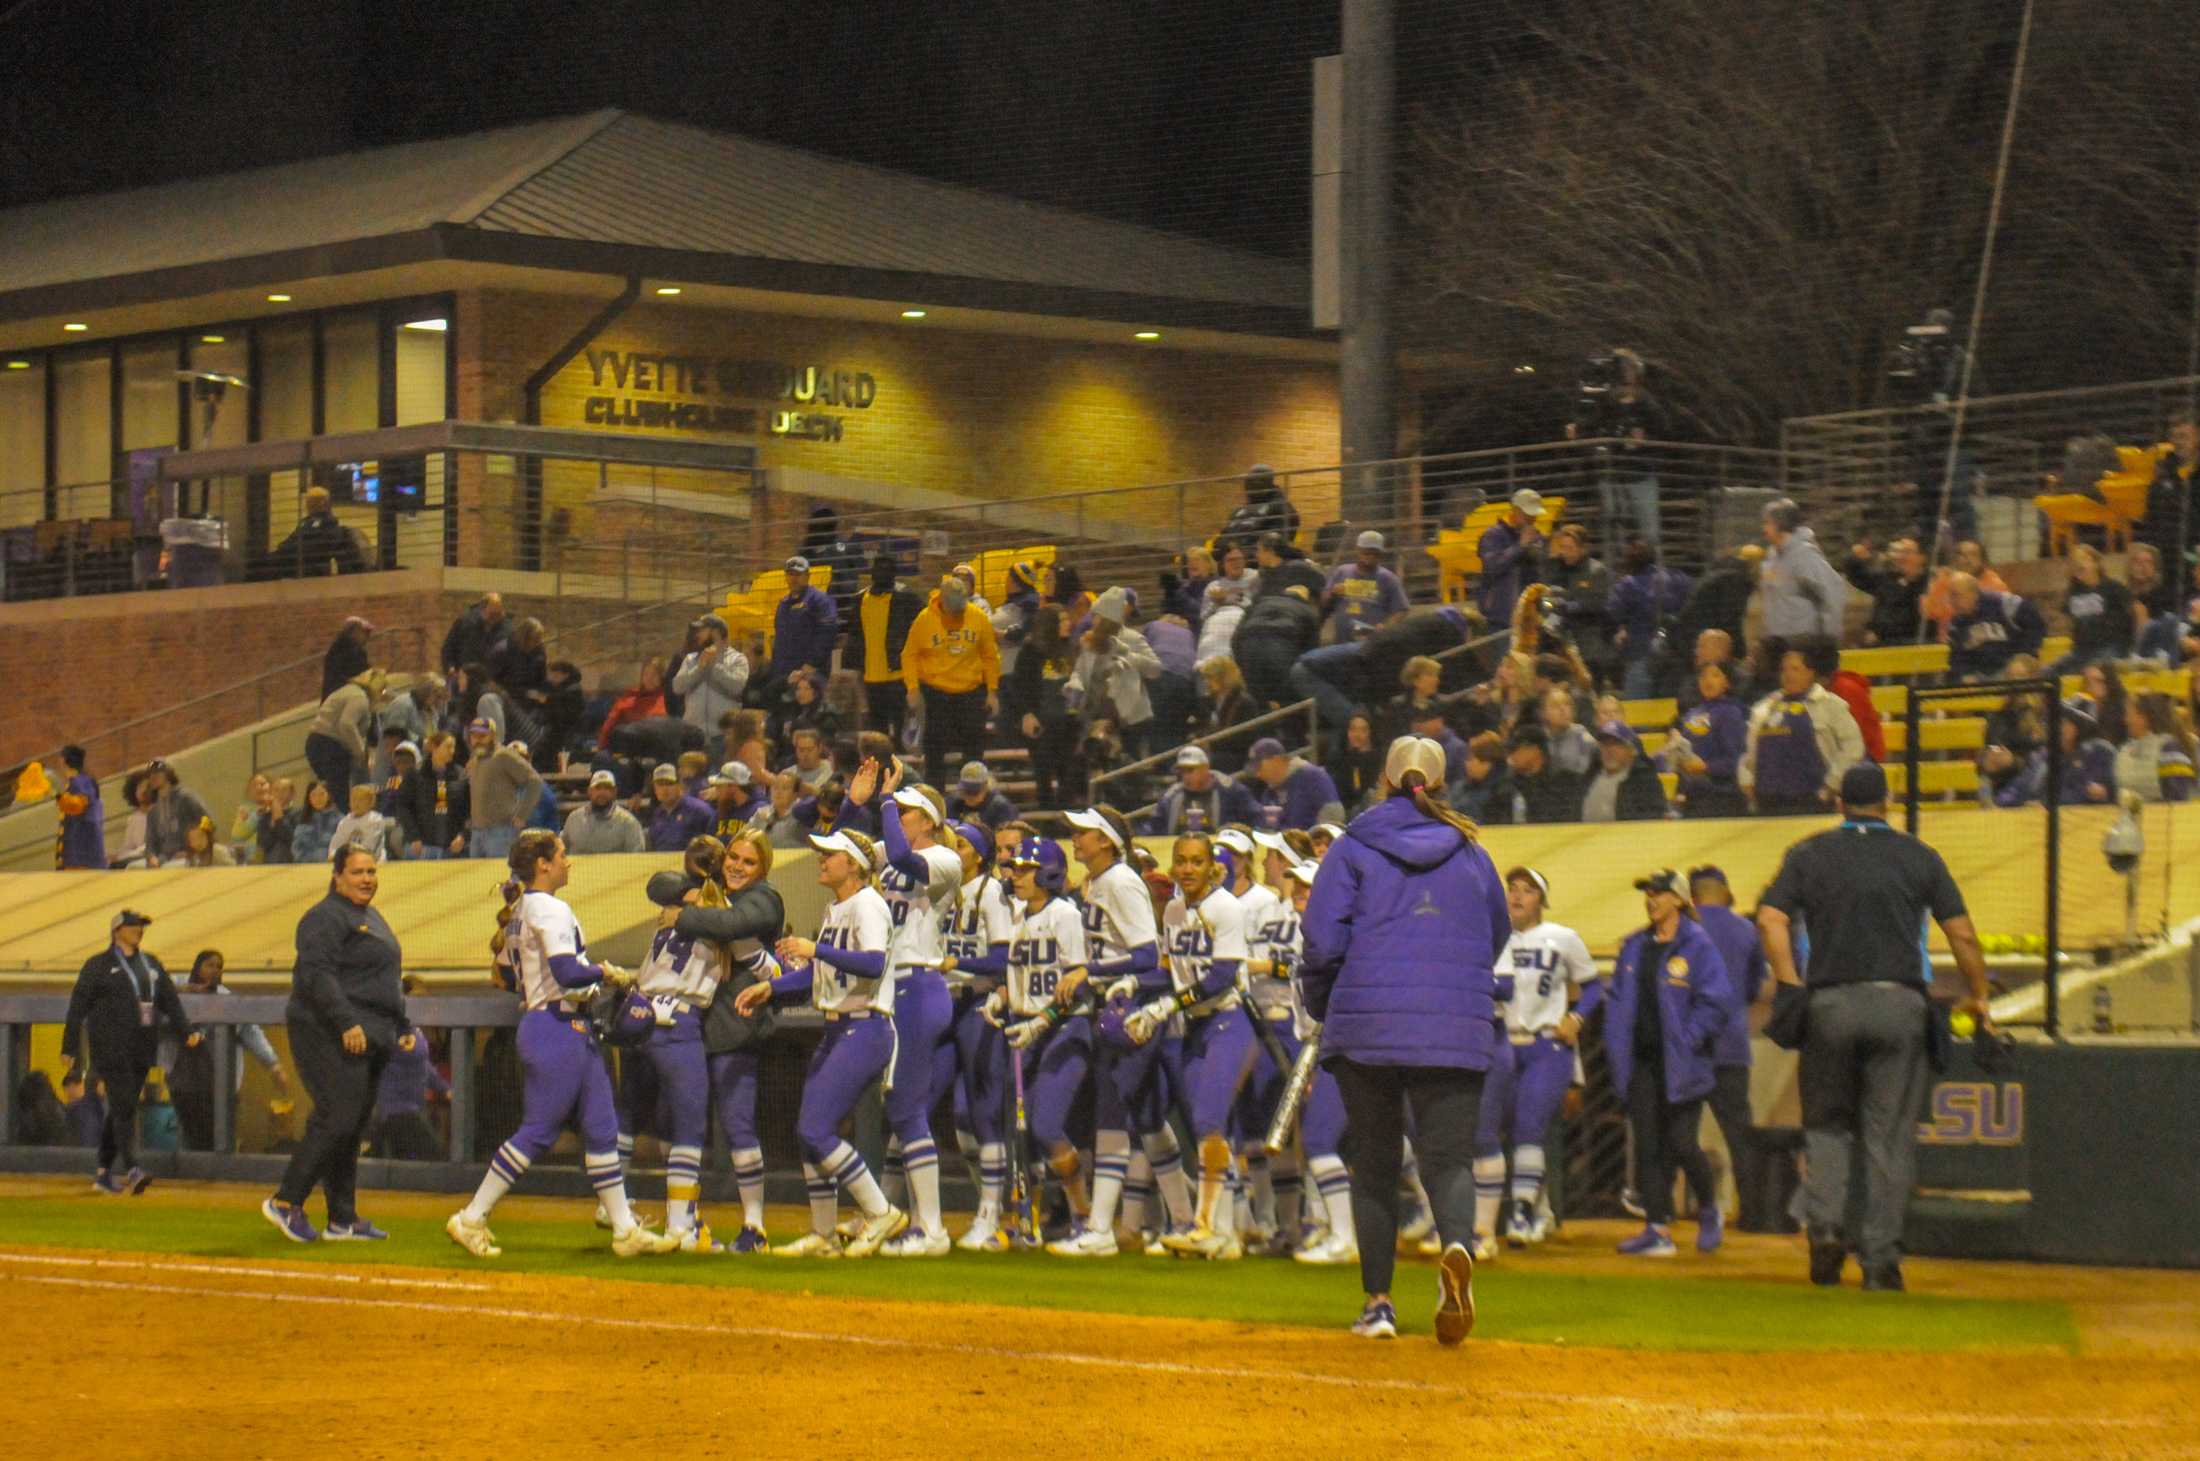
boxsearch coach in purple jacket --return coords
[1571,868,1731,1258]
[1299,735,1509,1346]
[1687,865,1769,1229]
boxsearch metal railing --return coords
[1089,696,1322,819]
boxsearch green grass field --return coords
[0,1195,2079,1354]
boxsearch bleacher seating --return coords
[718,564,834,653]
[1427,496,1565,605]
[2034,444,2160,555]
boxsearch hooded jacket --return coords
[902,598,1001,695]
[1298,795,1510,1071]
[1691,903,1766,1067]
[1759,526,1853,642]
[1578,915,1731,1102]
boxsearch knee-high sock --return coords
[664,1143,703,1234]
[1195,1133,1232,1231]
[1309,1154,1356,1246]
[903,1137,942,1234]
[1047,1145,1090,1219]
[1087,1129,1131,1232]
[882,1138,908,1207]
[820,1141,889,1217]
[617,1131,636,1164]
[1230,1156,1253,1234]
[1510,1143,1546,1208]
[1473,1154,1507,1240]
[802,1162,837,1235]
[464,1140,529,1222]
[976,1140,1005,1223]
[1270,1147,1303,1234]
[1144,1130,1194,1227]
[730,1146,766,1231]
[586,1150,635,1232]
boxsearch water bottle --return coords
[2092,982,2113,1036]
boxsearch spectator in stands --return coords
[254,776,300,864]
[1541,525,1616,680]
[1995,697,2112,807]
[291,780,341,863]
[1674,630,1751,714]
[1234,583,1321,710]
[1448,732,1512,823]
[1977,657,2048,803]
[169,813,238,867]
[530,660,585,771]
[1923,540,2008,637]
[753,771,810,848]
[2126,544,2182,662]
[1073,587,1162,759]
[1293,604,1476,738]
[2081,662,2132,747]
[1581,722,1667,822]
[1172,546,1217,622]
[329,784,391,862]
[1669,544,1762,672]
[303,668,385,794]
[1005,603,1080,807]
[1141,596,1199,747]
[226,773,271,863]
[268,485,363,578]
[1537,686,1600,778]
[1758,498,1852,647]
[1741,645,1864,814]
[1216,463,1300,557]
[1258,532,1328,602]
[769,554,841,691]
[1607,539,1692,699]
[903,572,1002,788]
[673,613,750,739]
[1322,531,1408,640]
[1943,571,2046,680]
[952,761,1018,829]
[55,744,103,871]
[464,724,540,861]
[1200,545,1258,627]
[2140,411,2200,572]
[597,657,668,750]
[1197,655,1260,771]
[1812,637,1885,765]
[1326,712,1384,817]
[1845,536,1928,647]
[2056,545,2139,673]
[142,759,213,865]
[2115,692,2197,803]
[1669,661,1749,818]
[1457,651,1535,743]
[1381,655,1444,746]
[113,772,153,867]
[1046,562,1091,630]
[646,762,716,851]
[1476,489,1546,634]
[320,616,375,698]
[785,726,833,793]
[1404,703,1469,785]
[488,617,549,712]
[1245,736,1346,831]
[381,673,446,753]
[988,559,1044,676]
[396,733,464,859]
[1144,744,1258,834]
[440,592,506,676]
[451,662,507,748]
[695,760,751,838]
[1504,727,1585,824]
[562,768,645,854]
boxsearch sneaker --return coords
[1293,1231,1359,1265]
[1350,1298,1399,1339]
[1808,1231,1846,1287]
[262,1197,319,1244]
[445,1210,499,1257]
[1469,1234,1498,1263]
[1696,1204,1724,1254]
[1045,1225,1120,1258]
[769,1231,842,1259]
[1398,1204,1435,1244]
[1861,1264,1905,1293]
[324,1219,389,1241]
[881,1226,952,1258]
[1616,1224,1677,1258]
[675,1224,718,1254]
[1434,1242,1476,1347]
[956,1217,1000,1252]
[123,1167,152,1196]
[1620,1186,1646,1220]
[611,1223,682,1258]
[1506,1199,1536,1248]
[1525,1206,1556,1245]
[728,1226,771,1255]
[92,1170,125,1196]
[1160,1224,1235,1260]
[844,1206,909,1258]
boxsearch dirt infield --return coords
[4,1182,2195,1458]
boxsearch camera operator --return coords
[1539,525,1615,684]
[1566,349,1665,560]
[1887,309,1979,549]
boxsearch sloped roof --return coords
[0,109,1307,325]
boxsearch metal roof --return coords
[0,109,1306,320]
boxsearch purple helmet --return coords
[596,988,655,1048]
[1094,988,1140,1051]
[1012,838,1070,894]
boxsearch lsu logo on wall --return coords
[1917,1081,2025,1146]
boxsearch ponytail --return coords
[489,876,523,989]
[1396,770,1480,845]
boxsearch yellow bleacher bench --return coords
[1885,760,1980,797]
[1427,497,1565,605]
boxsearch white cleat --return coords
[1161,1224,1241,1260]
[843,1206,909,1258]
[956,1218,1001,1252]
[1045,1225,1121,1257]
[1293,1231,1359,1266]
[1140,1228,1169,1256]
[769,1231,843,1259]
[1399,1206,1435,1244]
[446,1210,501,1257]
[880,1226,952,1258]
[1469,1234,1499,1263]
[612,1223,682,1257]
[675,1224,718,1253]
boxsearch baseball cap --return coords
[889,784,947,826]
[1839,761,1890,807]
[785,555,810,575]
[343,614,375,633]
[1175,745,1211,769]
[1505,865,1551,905]
[1355,529,1386,552]
[111,909,153,931]
[2060,694,2099,730]
[808,829,876,873]
[587,769,618,789]
[1593,720,1640,749]
[1247,736,1286,764]
[1633,868,1691,903]
[465,718,494,738]
[1510,487,1546,517]
[394,739,421,761]
[1686,864,1729,894]
[958,761,994,789]
[1382,735,1448,788]
[1284,860,1320,888]
[1064,807,1127,855]
[651,763,680,784]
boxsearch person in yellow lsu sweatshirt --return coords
[902,575,1002,788]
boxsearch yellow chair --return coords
[1621,697,1676,730]
[2036,444,2163,555]
[968,545,1057,610]
[1840,643,1949,678]
[723,565,832,657]
[1426,497,1565,604]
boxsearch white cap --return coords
[394,739,421,762]
[1092,586,1132,624]
[1251,829,1294,854]
[1214,827,1255,857]
[709,761,753,788]
[809,830,875,873]
[1175,745,1211,769]
[1510,487,1545,517]
[1284,861,1320,887]
[1383,735,1449,790]
[1064,807,1126,855]
[1355,530,1385,551]
[889,784,946,826]
[588,769,618,789]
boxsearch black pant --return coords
[1798,981,1930,1270]
[95,1060,149,1173]
[371,1111,440,1161]
[1234,634,1302,710]
[172,1085,214,1151]
[921,685,989,789]
[1331,1057,1484,1297]
[275,1018,390,1222]
[1627,1062,1714,1226]
[1707,1063,1763,1228]
[304,732,356,792]
[1026,715,1082,807]
[865,679,908,743]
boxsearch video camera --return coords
[1572,348,1646,439]
[1886,308,1962,405]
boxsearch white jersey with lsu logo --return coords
[879,843,965,972]
[508,891,592,1012]
[1004,896,1088,1018]
[1240,883,1299,1025]
[1077,860,1158,966]
[942,873,1019,971]
[636,923,727,1006]
[1497,919,1597,1036]
[1162,885,1247,1016]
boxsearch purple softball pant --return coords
[794,1015,893,1164]
[507,1009,621,1159]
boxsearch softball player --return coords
[1128,833,1254,1260]
[986,839,1094,1235]
[630,842,732,1251]
[738,829,908,1258]
[447,831,679,1259]
[1496,866,1595,1245]
[1280,859,1358,1265]
[939,819,1016,1250]
[1217,827,1289,1248]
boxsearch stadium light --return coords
[901,309,927,319]
[403,318,448,332]
[266,293,293,302]
[1134,330,1161,340]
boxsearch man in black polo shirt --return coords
[1755,762,1991,1292]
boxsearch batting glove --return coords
[1104,976,1139,1002]
[1004,1016,1049,1050]
[984,988,1009,1025]
[1123,996,1175,1046]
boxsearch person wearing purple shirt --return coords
[645,764,715,852]
[1476,490,1547,633]
[769,556,841,681]
[1323,532,1410,640]
[1606,540,1694,699]
[372,1009,448,1161]
[1244,737,1347,830]
[1687,866,1769,1231]
[56,744,105,870]
[1670,663,1749,818]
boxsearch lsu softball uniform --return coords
[1494,917,1596,1235]
[632,918,726,1246]
[942,866,1016,1243]
[874,799,965,1251]
[1155,883,1255,1254]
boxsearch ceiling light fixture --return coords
[266,293,293,303]
[403,318,448,332]
[200,334,226,344]
[1134,330,1161,341]
[62,323,88,332]
[655,286,682,296]
[5,360,29,370]
[901,309,927,319]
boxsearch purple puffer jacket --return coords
[1298,795,1509,1071]
[1579,916,1731,1103]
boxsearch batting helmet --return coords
[1013,838,1070,894]
[591,987,655,1047]
[1093,988,1140,1052]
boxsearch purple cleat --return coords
[1696,1204,1724,1254]
[1617,1224,1677,1257]
[325,1219,389,1241]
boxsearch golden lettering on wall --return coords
[579,349,873,442]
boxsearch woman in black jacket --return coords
[1325,712,1384,816]
[1198,656,1261,773]
[1004,604,1082,806]
[264,844,407,1242]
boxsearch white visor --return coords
[1064,807,1126,856]
[808,831,875,874]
